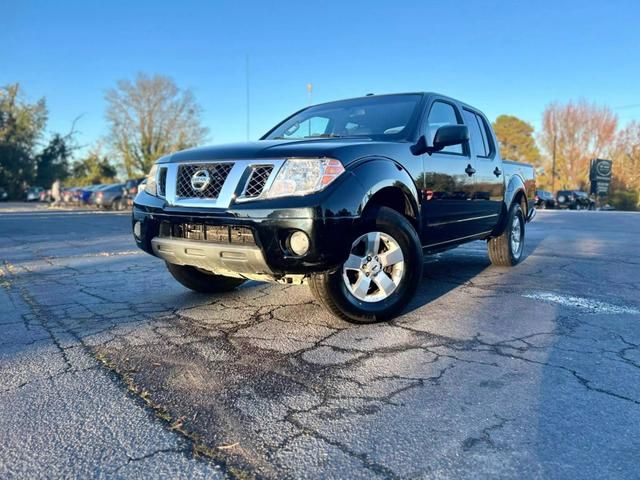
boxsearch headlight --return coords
[145,164,158,196]
[265,158,345,198]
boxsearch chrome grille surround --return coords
[158,159,285,208]
[157,166,168,197]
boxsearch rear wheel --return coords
[112,197,126,211]
[487,203,525,266]
[166,263,246,293]
[309,207,423,323]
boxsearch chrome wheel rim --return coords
[510,214,523,257]
[342,231,405,303]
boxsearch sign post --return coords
[589,159,612,204]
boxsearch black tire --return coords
[166,263,246,293]
[487,203,525,266]
[309,207,423,324]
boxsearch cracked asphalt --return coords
[1,206,639,479]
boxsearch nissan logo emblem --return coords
[190,169,211,192]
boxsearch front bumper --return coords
[132,191,359,279]
[151,237,274,279]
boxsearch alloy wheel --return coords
[510,214,523,258]
[342,231,405,302]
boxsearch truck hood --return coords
[161,138,409,166]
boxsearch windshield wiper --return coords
[304,134,372,139]
[271,134,370,140]
[303,133,343,138]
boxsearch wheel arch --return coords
[505,174,529,216]
[492,175,529,237]
[352,158,420,231]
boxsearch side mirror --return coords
[410,135,428,155]
[432,125,469,152]
[411,125,469,156]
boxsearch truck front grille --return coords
[243,166,274,197]
[160,159,284,208]
[176,163,233,199]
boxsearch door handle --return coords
[465,164,476,176]
[493,167,502,177]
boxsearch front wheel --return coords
[487,203,525,266]
[166,263,246,293]
[309,207,423,324]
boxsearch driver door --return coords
[420,100,477,246]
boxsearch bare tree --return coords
[538,100,617,190]
[611,121,640,192]
[105,74,209,176]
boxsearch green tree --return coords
[492,115,540,166]
[69,147,118,185]
[35,134,73,187]
[105,73,209,177]
[0,83,47,197]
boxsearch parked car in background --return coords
[24,186,44,201]
[124,178,145,206]
[39,189,51,202]
[80,185,105,204]
[90,184,127,210]
[0,187,8,201]
[62,187,83,203]
[556,190,595,210]
[534,190,556,209]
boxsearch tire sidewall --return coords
[508,204,525,263]
[325,208,422,322]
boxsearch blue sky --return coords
[3,0,639,152]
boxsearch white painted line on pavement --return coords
[523,292,639,314]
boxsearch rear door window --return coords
[463,109,487,157]
[476,114,493,157]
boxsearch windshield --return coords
[263,94,422,141]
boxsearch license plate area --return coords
[158,222,255,245]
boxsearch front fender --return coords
[350,158,420,218]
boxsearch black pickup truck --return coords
[133,93,535,323]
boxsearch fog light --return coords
[289,231,310,256]
[133,221,142,240]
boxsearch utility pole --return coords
[246,54,250,141]
[307,83,313,137]
[552,131,557,193]
[307,83,313,106]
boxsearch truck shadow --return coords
[404,232,543,316]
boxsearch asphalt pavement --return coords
[1,205,639,479]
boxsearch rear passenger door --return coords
[462,109,504,232]
[420,100,477,246]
